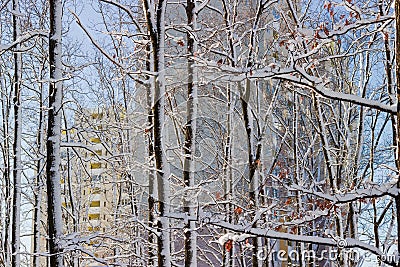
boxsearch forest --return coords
[0,0,400,266]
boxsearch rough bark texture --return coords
[1,75,11,266]
[183,0,198,265]
[11,0,22,265]
[33,102,44,267]
[145,42,156,266]
[46,0,64,266]
[395,1,400,266]
[142,0,171,265]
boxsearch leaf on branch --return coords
[177,39,185,46]
[225,240,233,251]
[234,207,243,215]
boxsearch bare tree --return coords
[10,0,23,265]
[46,0,65,266]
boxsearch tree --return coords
[11,0,22,265]
[183,0,198,265]
[46,0,65,266]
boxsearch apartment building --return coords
[33,107,136,267]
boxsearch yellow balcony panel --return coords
[91,112,103,120]
[89,239,100,245]
[91,187,101,194]
[90,162,101,169]
[88,213,100,220]
[90,201,100,207]
[88,226,101,231]
[90,137,101,144]
[90,150,102,157]
[119,112,126,120]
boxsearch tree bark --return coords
[145,42,157,266]
[46,0,64,266]
[11,0,22,265]
[1,69,11,266]
[395,1,400,266]
[33,88,44,267]
[183,0,198,265]
[142,0,171,265]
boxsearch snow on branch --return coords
[0,30,47,55]
[196,59,396,114]
[288,181,399,204]
[323,15,394,39]
[99,0,143,33]
[294,66,397,114]
[208,220,396,266]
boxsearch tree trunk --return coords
[1,72,11,266]
[46,0,64,266]
[11,0,22,265]
[183,0,198,265]
[142,0,171,265]
[145,42,157,266]
[395,1,400,266]
[33,112,44,267]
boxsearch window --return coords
[90,162,101,169]
[90,150,102,157]
[90,137,101,144]
[88,214,100,220]
[91,112,103,120]
[92,175,102,182]
[92,187,101,194]
[89,239,100,245]
[88,226,100,231]
[90,201,100,207]
[121,199,130,206]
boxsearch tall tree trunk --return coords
[46,0,64,266]
[1,73,11,266]
[142,0,171,265]
[145,43,157,266]
[222,84,234,267]
[221,2,236,265]
[183,0,198,265]
[33,85,44,267]
[153,39,172,267]
[11,0,22,265]
[240,79,262,267]
[394,2,400,266]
